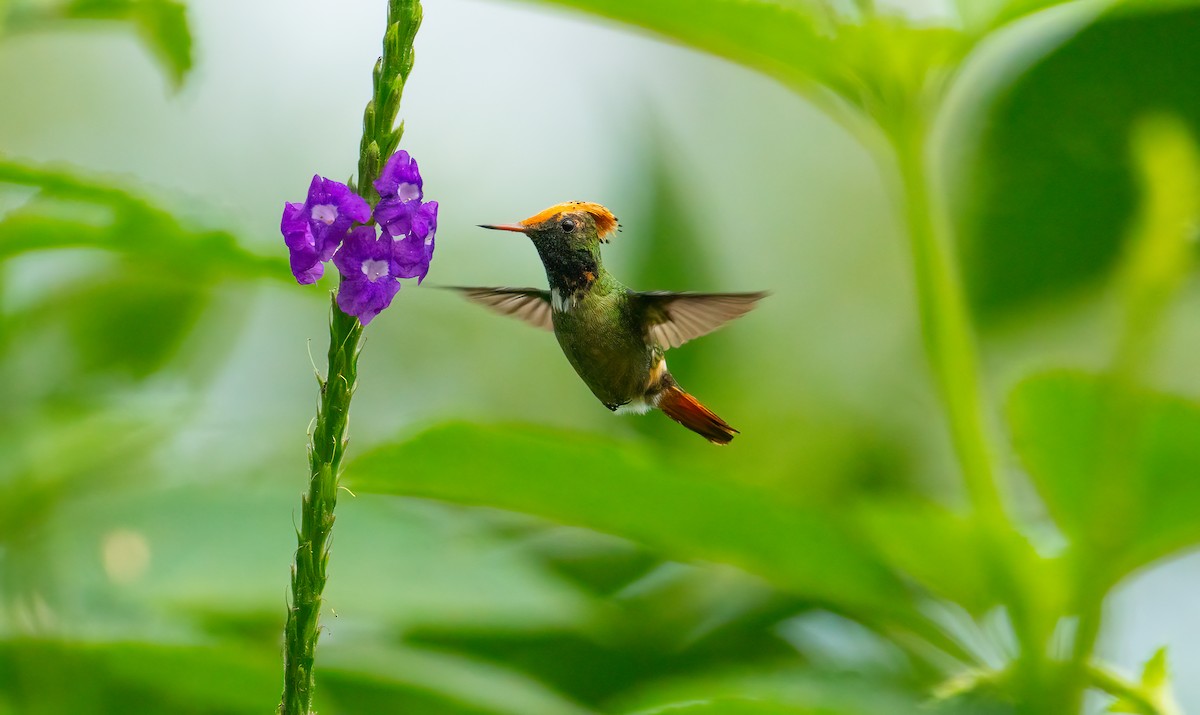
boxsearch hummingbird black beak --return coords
[478,223,528,233]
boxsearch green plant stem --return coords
[280,301,362,715]
[279,1,422,712]
[888,124,1004,525]
[357,0,422,204]
[887,120,1058,704]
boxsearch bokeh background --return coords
[3,0,1200,712]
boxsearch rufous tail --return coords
[655,385,738,445]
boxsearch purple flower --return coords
[374,150,423,202]
[333,225,401,326]
[281,152,437,325]
[374,151,439,283]
[281,175,370,284]
[376,200,438,282]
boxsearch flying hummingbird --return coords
[454,201,766,445]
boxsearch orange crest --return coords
[521,201,618,241]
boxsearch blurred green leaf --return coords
[521,528,660,597]
[319,643,598,715]
[515,0,838,94]
[1008,371,1200,577]
[515,0,970,125]
[0,638,597,715]
[612,667,936,715]
[53,269,208,377]
[0,160,285,279]
[0,161,282,380]
[66,0,192,88]
[348,422,911,619]
[0,639,277,714]
[952,0,1099,34]
[857,501,1057,620]
[2,0,193,87]
[1112,115,1200,373]
[627,700,830,715]
[410,566,801,707]
[858,502,992,613]
[957,4,1200,321]
[1106,648,1179,715]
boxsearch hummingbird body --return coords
[551,275,659,413]
[457,202,765,444]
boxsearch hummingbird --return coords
[454,201,766,445]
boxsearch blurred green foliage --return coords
[4,0,1200,714]
[960,4,1200,321]
[1,0,191,87]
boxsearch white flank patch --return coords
[550,288,574,313]
[615,398,652,415]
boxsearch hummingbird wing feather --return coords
[637,291,767,349]
[450,287,554,331]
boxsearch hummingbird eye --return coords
[560,218,576,233]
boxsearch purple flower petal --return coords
[281,201,308,238]
[392,200,437,283]
[334,225,390,276]
[334,225,402,324]
[374,150,423,202]
[290,248,325,285]
[315,177,371,224]
[282,151,435,315]
[337,275,400,325]
[281,176,370,284]
[373,198,410,239]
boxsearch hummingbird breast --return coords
[550,287,658,410]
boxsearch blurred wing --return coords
[637,291,768,349]
[450,287,554,331]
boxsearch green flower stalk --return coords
[280,300,361,715]
[279,1,425,713]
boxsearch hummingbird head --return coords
[481,201,618,246]
[481,201,619,293]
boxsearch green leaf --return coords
[1,0,193,88]
[0,160,287,380]
[857,500,1059,620]
[0,159,287,279]
[56,270,208,377]
[1105,647,1181,715]
[1008,371,1200,578]
[63,0,193,88]
[628,700,830,715]
[858,502,993,613]
[957,4,1200,321]
[347,422,911,619]
[515,0,838,94]
[130,0,191,88]
[1141,649,1170,696]
[0,639,278,714]
[952,0,1102,34]
[613,667,934,715]
[0,638,598,715]
[1113,115,1200,370]
[513,0,980,130]
[408,567,802,707]
[319,643,599,715]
